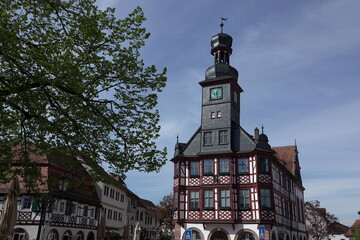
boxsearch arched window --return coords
[76,231,84,240]
[12,228,28,240]
[211,231,228,240]
[182,230,201,240]
[192,230,201,240]
[47,229,59,240]
[87,232,95,240]
[63,230,72,240]
[239,232,255,240]
[271,232,276,240]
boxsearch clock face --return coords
[210,87,223,100]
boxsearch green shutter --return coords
[31,200,39,211]
[65,201,72,215]
[83,205,88,217]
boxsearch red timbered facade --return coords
[171,30,306,240]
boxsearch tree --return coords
[305,200,338,240]
[0,0,167,186]
[157,193,174,236]
[353,225,360,240]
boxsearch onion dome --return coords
[255,126,271,150]
[205,32,238,82]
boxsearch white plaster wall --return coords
[13,225,39,240]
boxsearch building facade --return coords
[171,30,306,240]
[95,173,160,240]
[0,149,101,240]
[95,175,129,239]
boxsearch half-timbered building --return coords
[0,149,101,240]
[171,30,307,240]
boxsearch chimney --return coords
[254,127,259,143]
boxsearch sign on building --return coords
[185,230,192,240]
[259,225,265,240]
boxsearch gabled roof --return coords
[328,222,350,235]
[272,145,297,175]
[138,198,158,217]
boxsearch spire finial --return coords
[176,134,179,143]
[261,124,264,134]
[220,17,228,33]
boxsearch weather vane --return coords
[220,17,228,33]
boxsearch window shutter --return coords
[31,200,39,211]
[65,201,72,215]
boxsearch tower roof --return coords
[205,31,238,82]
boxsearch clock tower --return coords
[199,31,243,153]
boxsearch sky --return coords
[97,0,360,226]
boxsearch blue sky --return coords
[97,0,360,226]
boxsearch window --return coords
[203,131,212,145]
[59,202,65,212]
[219,130,228,144]
[65,201,73,215]
[239,232,255,240]
[259,157,269,173]
[75,231,84,240]
[107,209,113,219]
[203,159,213,175]
[120,194,125,202]
[63,231,72,240]
[114,211,118,220]
[192,230,202,240]
[174,162,179,177]
[110,189,115,199]
[83,205,88,217]
[217,111,222,118]
[47,229,59,240]
[190,161,199,176]
[239,189,250,209]
[260,189,272,209]
[90,208,94,217]
[211,112,216,119]
[220,189,230,208]
[210,231,227,240]
[13,228,27,240]
[119,212,123,221]
[219,158,229,174]
[104,185,109,196]
[234,91,238,104]
[189,191,199,209]
[21,197,32,210]
[71,203,77,215]
[238,158,248,174]
[173,192,178,209]
[203,190,213,208]
[115,191,120,201]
